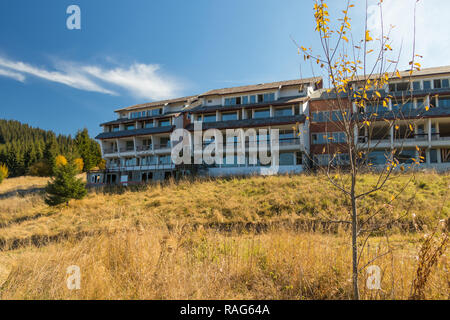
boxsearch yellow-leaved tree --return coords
[294,0,435,299]
[0,163,9,184]
[55,155,68,167]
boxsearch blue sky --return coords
[0,0,449,137]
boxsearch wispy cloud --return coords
[83,64,179,101]
[367,0,450,69]
[0,67,25,82]
[0,56,181,100]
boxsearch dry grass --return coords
[0,227,447,300]
[0,172,448,299]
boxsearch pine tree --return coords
[45,161,87,206]
[75,128,101,171]
[43,137,58,175]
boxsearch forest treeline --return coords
[0,119,103,177]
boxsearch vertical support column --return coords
[436,121,440,139]
[427,118,432,146]
[426,149,430,165]
[437,148,442,163]
[269,105,274,117]
[242,108,246,120]
[216,110,220,121]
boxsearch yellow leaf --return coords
[365,30,373,42]
[396,70,402,78]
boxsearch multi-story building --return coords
[185,78,321,177]
[93,95,199,185]
[308,66,450,170]
[88,66,450,185]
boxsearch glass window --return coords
[274,107,292,117]
[112,126,120,132]
[263,93,275,102]
[368,151,388,165]
[279,153,294,166]
[413,81,421,91]
[203,114,216,122]
[317,112,324,122]
[159,119,171,127]
[279,130,294,140]
[430,149,438,163]
[396,150,416,163]
[142,156,157,165]
[253,109,270,118]
[145,122,154,128]
[159,137,171,148]
[151,108,162,116]
[296,152,303,165]
[442,79,449,88]
[159,155,171,164]
[126,141,134,151]
[312,112,318,122]
[331,111,339,121]
[242,96,249,105]
[396,83,408,91]
[434,79,442,89]
[389,83,396,92]
[249,95,256,104]
[125,124,135,130]
[423,80,431,89]
[222,112,238,121]
[438,96,450,108]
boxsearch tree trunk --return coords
[350,175,360,300]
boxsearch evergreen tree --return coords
[43,137,58,175]
[45,161,87,206]
[75,128,102,171]
[0,119,102,177]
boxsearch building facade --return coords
[88,66,450,185]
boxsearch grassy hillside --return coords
[0,172,448,299]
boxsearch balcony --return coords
[103,148,118,154]
[119,146,135,153]
[153,142,171,150]
[136,145,152,152]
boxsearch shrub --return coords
[45,161,87,206]
[28,161,51,177]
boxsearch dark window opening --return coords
[434,79,442,89]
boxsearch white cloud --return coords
[83,63,179,101]
[0,56,181,100]
[0,56,116,95]
[0,68,25,82]
[367,0,450,69]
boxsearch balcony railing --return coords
[154,142,171,149]
[119,146,135,152]
[136,145,152,152]
[196,137,301,149]
[103,148,118,154]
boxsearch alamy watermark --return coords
[66,5,81,30]
[66,265,81,290]
[171,123,283,174]
[366,265,381,290]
